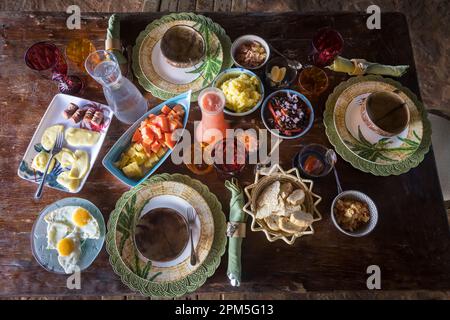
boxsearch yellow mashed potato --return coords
[220,74,261,113]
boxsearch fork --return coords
[34,131,64,200]
[187,207,197,266]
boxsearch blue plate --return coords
[102,90,191,187]
[31,197,106,274]
[261,89,314,140]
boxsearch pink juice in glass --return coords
[196,88,229,145]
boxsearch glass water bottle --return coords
[85,50,147,124]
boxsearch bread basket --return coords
[243,164,322,245]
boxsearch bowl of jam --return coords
[294,143,334,178]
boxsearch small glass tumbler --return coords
[297,65,329,99]
[212,138,247,178]
[309,27,344,67]
[24,41,83,94]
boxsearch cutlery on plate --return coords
[34,131,64,200]
[187,206,197,266]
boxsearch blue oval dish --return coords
[102,90,191,187]
[261,89,314,140]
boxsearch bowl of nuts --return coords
[331,190,378,237]
[231,35,270,70]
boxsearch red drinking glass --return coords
[309,27,344,67]
[24,42,83,94]
[212,138,247,177]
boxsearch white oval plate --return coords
[17,93,113,193]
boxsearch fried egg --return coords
[45,206,100,250]
[71,207,100,239]
[56,230,81,274]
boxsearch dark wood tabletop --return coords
[0,11,449,297]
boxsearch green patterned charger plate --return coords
[324,75,431,176]
[106,173,226,297]
[133,12,233,101]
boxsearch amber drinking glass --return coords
[297,65,329,98]
[66,38,96,71]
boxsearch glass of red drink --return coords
[309,27,344,67]
[195,87,229,145]
[212,138,247,177]
[24,41,83,94]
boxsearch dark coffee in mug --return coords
[365,91,409,135]
[135,208,188,262]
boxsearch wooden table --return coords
[0,11,449,298]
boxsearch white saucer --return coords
[136,195,200,268]
[345,93,409,147]
[151,40,202,85]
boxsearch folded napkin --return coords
[327,56,409,77]
[105,14,127,65]
[225,178,247,287]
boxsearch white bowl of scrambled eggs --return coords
[213,68,264,116]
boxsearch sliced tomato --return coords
[147,113,156,120]
[161,105,172,115]
[132,129,142,143]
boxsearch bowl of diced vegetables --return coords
[102,91,190,187]
[213,68,264,116]
[261,89,314,140]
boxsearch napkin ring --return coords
[105,38,122,51]
[227,222,246,238]
[351,59,368,75]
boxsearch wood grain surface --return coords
[0,10,449,298]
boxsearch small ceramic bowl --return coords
[213,67,264,116]
[265,56,298,89]
[160,25,205,68]
[231,35,270,70]
[331,190,378,237]
[261,89,314,140]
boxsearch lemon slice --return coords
[270,66,286,83]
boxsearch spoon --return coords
[269,44,303,70]
[325,149,343,194]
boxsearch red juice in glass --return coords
[196,88,229,145]
[309,27,344,67]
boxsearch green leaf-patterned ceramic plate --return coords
[324,75,431,176]
[133,13,233,101]
[106,173,226,298]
